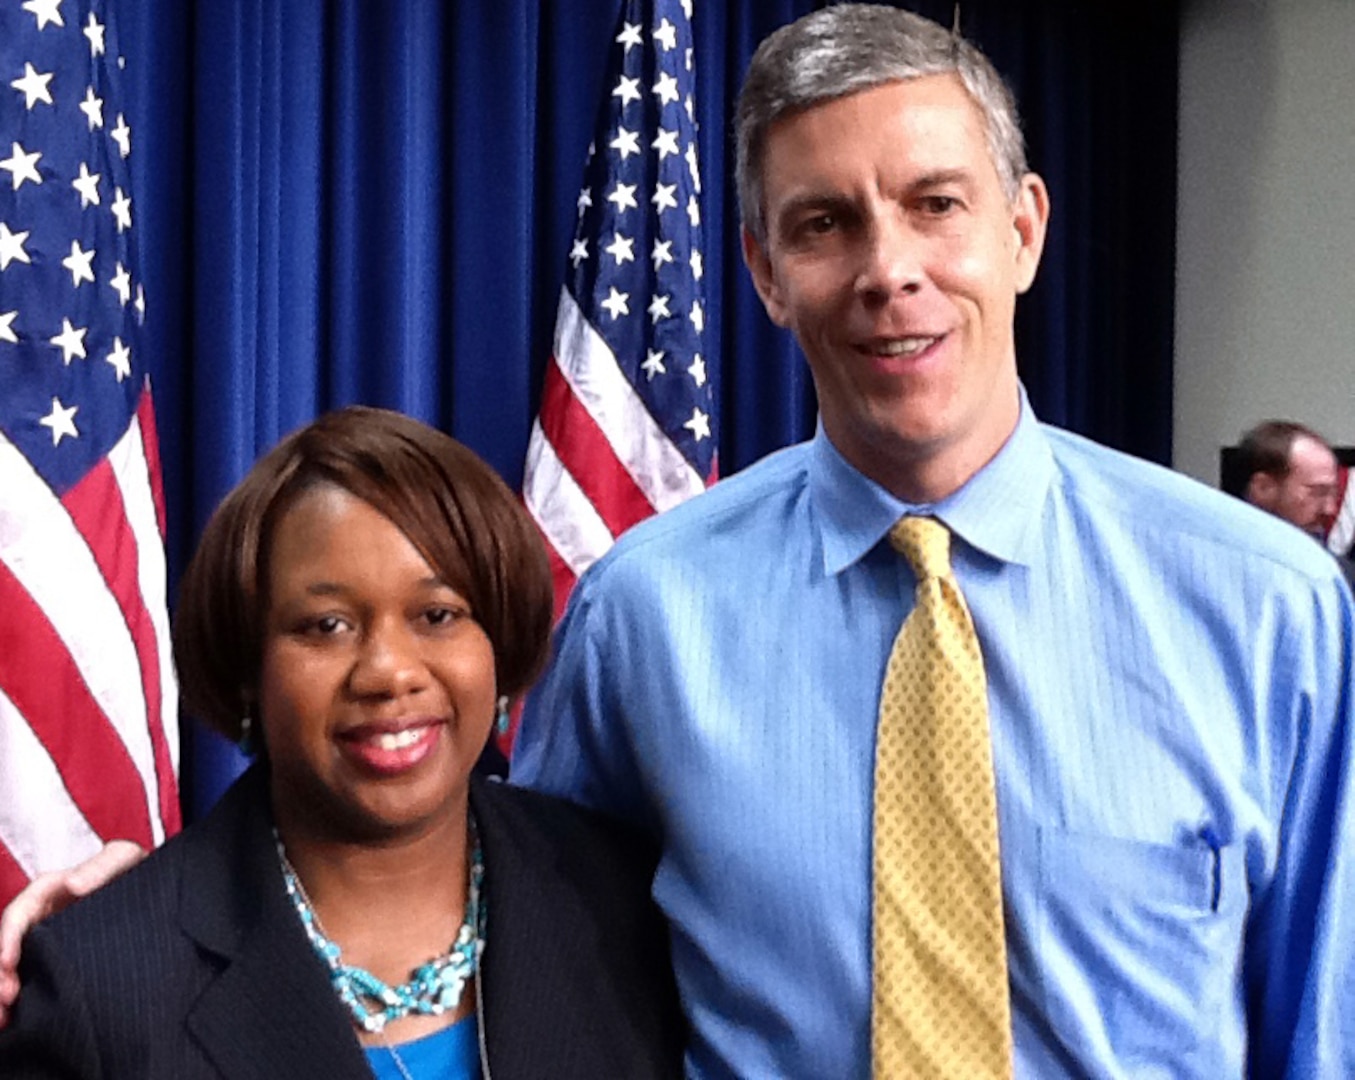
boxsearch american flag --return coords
[1331,464,1354,561]
[0,0,179,906]
[522,0,716,656]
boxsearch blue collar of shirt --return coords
[812,390,1054,576]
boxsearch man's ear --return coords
[741,225,790,328]
[1246,471,1279,510]
[1011,173,1050,295]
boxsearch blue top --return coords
[364,1016,479,1080]
[513,396,1355,1079]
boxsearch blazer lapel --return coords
[177,768,372,1080]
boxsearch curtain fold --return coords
[116,0,1179,818]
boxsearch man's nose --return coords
[854,213,923,300]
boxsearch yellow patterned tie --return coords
[871,516,1012,1079]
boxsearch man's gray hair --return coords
[735,3,1029,245]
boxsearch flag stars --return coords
[40,398,79,446]
[568,238,589,268]
[685,94,695,122]
[111,186,132,231]
[690,249,703,281]
[686,193,700,226]
[1,142,42,190]
[652,182,677,214]
[686,142,701,192]
[84,11,106,55]
[652,128,679,160]
[606,182,638,214]
[11,63,54,110]
[680,0,693,19]
[79,86,103,129]
[604,232,635,266]
[647,294,671,324]
[616,21,643,53]
[651,239,673,271]
[135,284,146,322]
[109,261,132,305]
[0,311,17,343]
[105,337,131,382]
[683,408,711,443]
[110,113,131,158]
[653,18,677,51]
[577,186,593,215]
[600,287,629,320]
[653,72,680,107]
[641,349,666,380]
[0,222,32,269]
[688,354,707,388]
[22,0,64,31]
[50,318,87,364]
[690,300,705,334]
[612,75,642,108]
[610,127,640,160]
[61,240,96,287]
[72,162,101,208]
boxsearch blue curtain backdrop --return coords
[112,0,1179,819]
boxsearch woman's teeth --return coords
[372,728,423,751]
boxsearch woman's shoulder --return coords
[472,777,658,875]
[32,765,266,949]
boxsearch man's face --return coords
[742,74,1049,502]
[1254,435,1340,539]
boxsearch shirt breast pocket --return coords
[1034,826,1247,1076]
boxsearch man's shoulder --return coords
[1043,424,1341,581]
[601,440,813,561]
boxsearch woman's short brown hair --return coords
[172,406,553,741]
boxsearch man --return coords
[1238,418,1355,587]
[4,6,1353,1078]
[1238,419,1340,540]
[513,6,1355,1078]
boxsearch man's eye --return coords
[919,195,960,215]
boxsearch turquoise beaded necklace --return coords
[275,826,486,1034]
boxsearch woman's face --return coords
[257,483,496,842]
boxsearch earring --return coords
[494,695,510,736]
[237,713,257,757]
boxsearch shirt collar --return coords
[811,388,1054,576]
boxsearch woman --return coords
[0,407,684,1078]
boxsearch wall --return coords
[1175,0,1355,483]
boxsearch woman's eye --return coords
[806,213,836,234]
[314,615,346,635]
[424,606,467,628]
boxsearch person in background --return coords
[0,406,683,1078]
[1238,418,1355,588]
[1238,418,1340,540]
[512,5,1355,1078]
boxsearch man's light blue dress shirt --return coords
[513,399,1355,1079]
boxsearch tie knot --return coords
[889,516,951,580]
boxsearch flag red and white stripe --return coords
[0,384,179,905]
